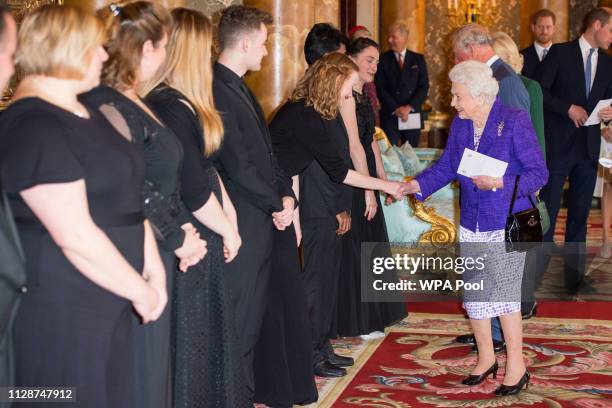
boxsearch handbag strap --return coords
[507,175,536,216]
[508,175,520,216]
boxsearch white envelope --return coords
[584,98,612,126]
[398,112,421,130]
[457,148,508,178]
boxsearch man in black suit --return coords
[536,7,612,295]
[0,5,25,401]
[521,9,557,79]
[375,22,429,147]
[213,5,296,400]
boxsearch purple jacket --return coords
[415,98,548,232]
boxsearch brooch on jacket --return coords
[497,121,505,136]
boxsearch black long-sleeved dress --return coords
[335,90,407,337]
[146,85,245,408]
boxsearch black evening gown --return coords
[0,98,145,408]
[146,85,246,408]
[81,86,194,408]
[335,90,407,337]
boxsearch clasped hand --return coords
[175,223,208,272]
[393,105,413,122]
[569,104,588,128]
[272,196,295,230]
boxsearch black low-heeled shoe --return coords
[494,370,531,396]
[461,361,499,386]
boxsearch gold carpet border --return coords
[390,312,612,341]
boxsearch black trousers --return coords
[226,217,273,402]
[302,217,342,365]
[537,147,598,290]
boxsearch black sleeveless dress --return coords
[146,85,246,408]
[335,90,407,337]
[0,97,145,408]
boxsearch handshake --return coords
[382,178,421,200]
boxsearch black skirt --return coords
[335,188,407,337]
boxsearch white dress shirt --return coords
[533,42,551,61]
[395,49,406,65]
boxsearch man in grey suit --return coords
[451,23,531,353]
[0,3,25,399]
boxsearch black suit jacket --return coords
[374,49,429,124]
[520,44,540,79]
[0,189,25,392]
[212,62,293,222]
[535,39,612,161]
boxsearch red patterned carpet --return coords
[319,313,612,407]
[308,209,612,407]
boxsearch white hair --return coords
[449,60,499,104]
[452,23,492,51]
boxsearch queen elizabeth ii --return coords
[405,60,548,396]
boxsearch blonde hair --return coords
[142,8,223,156]
[17,5,105,79]
[491,31,523,74]
[98,1,171,90]
[388,22,409,37]
[290,53,358,120]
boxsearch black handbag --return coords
[505,175,543,253]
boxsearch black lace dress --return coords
[335,90,407,337]
[146,85,245,408]
[81,86,193,408]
